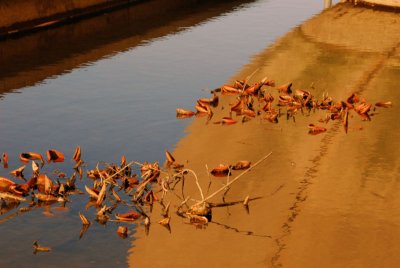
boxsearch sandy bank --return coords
[128,3,400,267]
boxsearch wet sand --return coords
[128,3,400,267]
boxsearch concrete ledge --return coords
[0,0,143,38]
[345,0,400,9]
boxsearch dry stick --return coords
[242,68,260,91]
[183,169,205,202]
[205,164,212,195]
[193,152,272,207]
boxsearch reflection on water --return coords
[324,0,333,8]
[0,0,329,267]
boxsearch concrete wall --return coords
[0,0,141,36]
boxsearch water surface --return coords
[0,0,330,267]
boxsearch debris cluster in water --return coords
[1,145,264,253]
[176,76,392,134]
[0,76,392,254]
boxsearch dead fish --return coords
[46,149,64,163]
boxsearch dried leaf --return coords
[343,108,349,134]
[308,124,327,135]
[277,83,292,94]
[36,174,53,194]
[10,165,25,180]
[242,109,256,118]
[176,108,195,118]
[96,183,107,206]
[117,226,128,238]
[32,161,40,175]
[375,101,392,108]
[158,217,170,226]
[79,212,91,225]
[355,103,372,114]
[115,211,141,221]
[20,152,44,166]
[84,185,99,199]
[34,193,63,202]
[243,195,250,206]
[72,145,81,162]
[232,161,251,170]
[221,85,241,95]
[221,117,237,125]
[112,189,122,203]
[165,150,175,164]
[46,149,64,163]
[0,192,27,202]
[188,214,208,224]
[2,152,8,169]
[120,155,126,167]
[210,164,231,177]
[33,241,51,254]
[0,177,16,192]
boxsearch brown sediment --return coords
[128,3,400,268]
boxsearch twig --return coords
[193,152,272,206]
[183,169,205,202]
[242,68,260,90]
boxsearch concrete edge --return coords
[344,0,400,11]
[0,0,144,39]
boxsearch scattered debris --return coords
[33,241,51,254]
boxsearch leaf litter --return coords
[0,74,392,253]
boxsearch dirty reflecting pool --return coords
[1,0,398,268]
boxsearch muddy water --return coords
[0,0,331,267]
[129,3,400,268]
